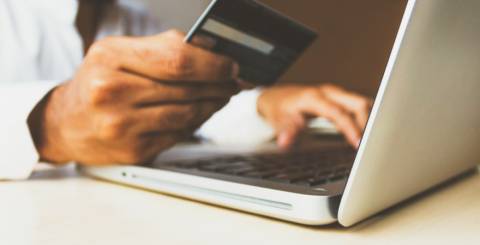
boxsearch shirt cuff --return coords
[196,88,275,146]
[0,82,59,180]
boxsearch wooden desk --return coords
[1,165,478,245]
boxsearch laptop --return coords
[82,0,480,227]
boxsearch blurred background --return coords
[140,0,407,97]
[141,0,209,31]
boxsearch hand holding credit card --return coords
[185,0,317,86]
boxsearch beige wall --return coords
[260,0,408,96]
[140,0,209,31]
[140,0,408,96]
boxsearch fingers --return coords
[136,131,185,164]
[117,98,227,163]
[88,70,239,107]
[301,93,362,147]
[275,114,306,149]
[258,84,370,149]
[112,131,184,165]
[87,30,239,82]
[186,46,240,82]
[132,99,228,134]
[134,82,238,107]
[190,34,217,50]
[320,85,372,129]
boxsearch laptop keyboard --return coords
[163,148,355,188]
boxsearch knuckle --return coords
[215,58,235,79]
[165,29,185,39]
[98,115,131,141]
[88,39,113,58]
[86,39,119,67]
[87,76,116,106]
[180,105,198,123]
[166,50,193,77]
[303,87,322,101]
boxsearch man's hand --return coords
[31,30,240,166]
[258,84,373,149]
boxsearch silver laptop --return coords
[82,0,480,227]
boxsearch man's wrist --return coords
[28,86,71,164]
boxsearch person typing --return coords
[0,0,371,180]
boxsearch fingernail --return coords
[278,131,292,149]
[356,139,362,149]
[232,63,240,78]
[278,132,288,146]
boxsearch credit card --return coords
[185,0,317,85]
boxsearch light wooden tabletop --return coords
[1,164,478,245]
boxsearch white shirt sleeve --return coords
[0,82,58,180]
[196,89,275,146]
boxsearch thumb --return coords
[190,34,217,50]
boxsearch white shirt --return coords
[0,0,274,180]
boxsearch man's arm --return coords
[1,30,240,180]
[0,82,58,180]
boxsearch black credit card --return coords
[185,0,317,86]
